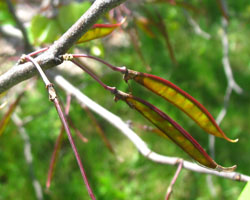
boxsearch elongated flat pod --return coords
[77,18,125,44]
[124,70,237,143]
[115,90,236,172]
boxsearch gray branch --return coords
[0,0,126,94]
[183,9,211,40]
[207,0,243,194]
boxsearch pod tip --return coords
[227,137,239,143]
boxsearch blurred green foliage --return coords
[29,1,91,45]
[0,1,15,25]
[0,0,250,200]
[238,182,250,200]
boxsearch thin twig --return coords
[151,9,177,65]
[208,7,243,175]
[208,17,243,157]
[46,126,64,189]
[165,160,183,200]
[24,56,96,200]
[46,94,72,189]
[50,73,250,182]
[183,9,211,40]
[208,0,243,165]
[216,0,229,21]
[0,91,24,136]
[221,18,243,95]
[52,98,96,200]
[24,55,51,86]
[6,0,32,52]
[28,47,49,57]
[70,59,116,93]
[127,27,152,71]
[12,113,44,200]
[67,117,89,143]
[207,0,243,195]
[70,54,125,73]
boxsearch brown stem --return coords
[70,59,117,93]
[71,54,126,73]
[127,27,151,71]
[53,98,96,200]
[46,126,64,189]
[46,94,72,189]
[82,105,115,154]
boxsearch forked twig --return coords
[46,94,72,189]
[23,55,96,200]
[208,0,243,166]
[208,4,243,176]
[183,9,211,40]
[207,0,243,194]
[46,126,64,189]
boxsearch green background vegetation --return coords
[0,0,250,199]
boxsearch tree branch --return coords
[183,9,211,40]
[50,72,250,182]
[207,1,243,194]
[0,0,126,94]
[208,9,243,174]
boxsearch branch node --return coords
[108,86,117,94]
[119,66,127,74]
[233,173,241,181]
[54,56,64,65]
[62,54,74,61]
[146,150,152,158]
[176,158,183,165]
[123,67,130,83]
[18,54,28,64]
[46,84,57,101]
